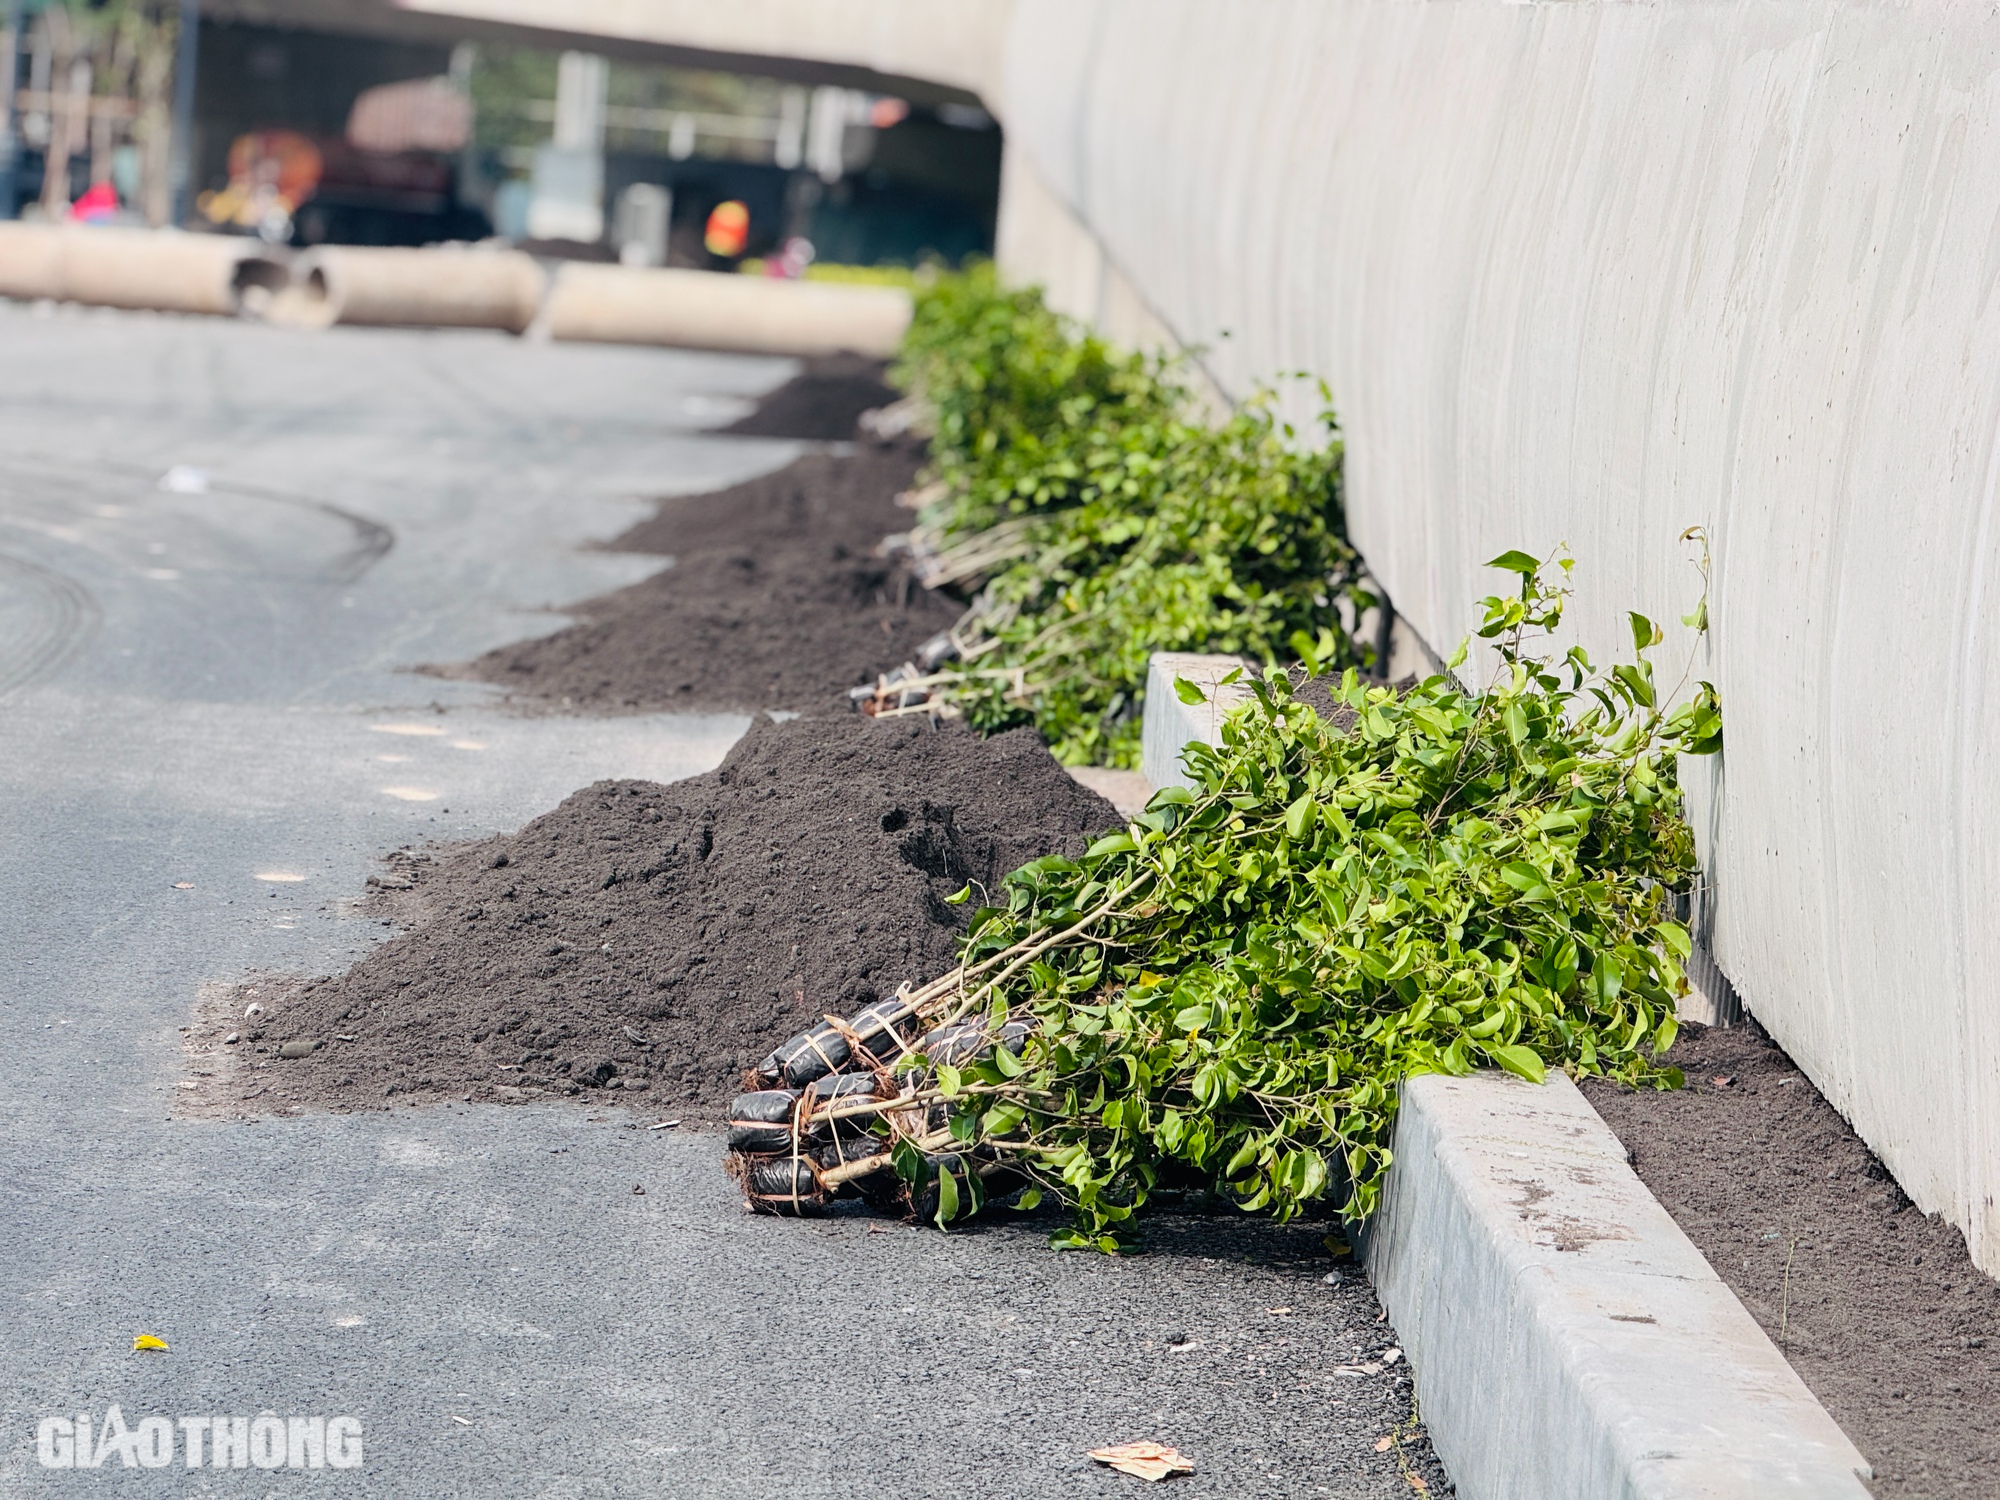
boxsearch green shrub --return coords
[892,267,1373,765]
[897,553,1722,1243]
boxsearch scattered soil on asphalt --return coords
[187,714,1116,1119]
[1583,1021,2000,1497]
[440,447,959,714]
[719,353,900,441]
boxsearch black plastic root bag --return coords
[725,1088,806,1154]
[846,996,924,1064]
[817,1133,889,1173]
[915,1017,1034,1070]
[754,1021,853,1088]
[740,1156,828,1216]
[809,1072,886,1103]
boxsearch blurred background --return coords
[0,0,1003,274]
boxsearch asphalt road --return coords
[0,302,1450,1499]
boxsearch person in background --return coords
[68,181,120,223]
[703,198,749,264]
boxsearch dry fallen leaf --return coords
[132,1334,169,1353]
[1088,1441,1194,1482]
[172,882,194,890]
[1375,1436,1394,1453]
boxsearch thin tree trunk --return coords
[134,7,174,226]
[90,27,132,189]
[90,90,115,187]
[37,8,74,215]
[41,23,88,217]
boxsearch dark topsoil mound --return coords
[192,714,1117,1119]
[719,353,900,441]
[1584,1022,2000,1496]
[444,447,959,714]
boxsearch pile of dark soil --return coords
[719,353,900,441]
[445,448,959,714]
[190,714,1117,1118]
[1584,1022,2000,1497]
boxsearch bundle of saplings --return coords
[876,266,1377,768]
[727,554,1722,1245]
[892,262,1188,541]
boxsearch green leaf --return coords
[935,1063,963,1098]
[991,1042,1026,1078]
[1628,611,1662,653]
[1173,676,1208,706]
[1484,550,1542,575]
[1486,1044,1547,1084]
[1013,1186,1044,1212]
[1611,662,1655,709]
[982,1101,1027,1135]
[935,1165,961,1227]
[1592,953,1624,1005]
[1225,1135,1261,1177]
[1284,792,1316,841]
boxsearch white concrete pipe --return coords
[0,222,68,302]
[543,263,912,357]
[0,222,265,317]
[280,245,547,334]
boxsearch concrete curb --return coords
[1137,654,1873,1498]
[1367,1072,1872,1499]
[1138,652,1250,790]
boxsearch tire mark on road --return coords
[0,455,396,585]
[0,553,101,700]
[201,478,396,585]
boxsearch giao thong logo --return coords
[35,1408,364,1470]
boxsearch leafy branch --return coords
[735,553,1722,1246]
[886,266,1374,767]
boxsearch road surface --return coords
[0,301,1448,1498]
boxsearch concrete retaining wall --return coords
[996,0,2000,1277]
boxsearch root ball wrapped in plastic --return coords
[809,1072,887,1104]
[735,1155,829,1216]
[846,996,924,1064]
[817,1133,890,1175]
[724,1088,808,1154]
[753,1020,851,1088]
[914,1017,1033,1071]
